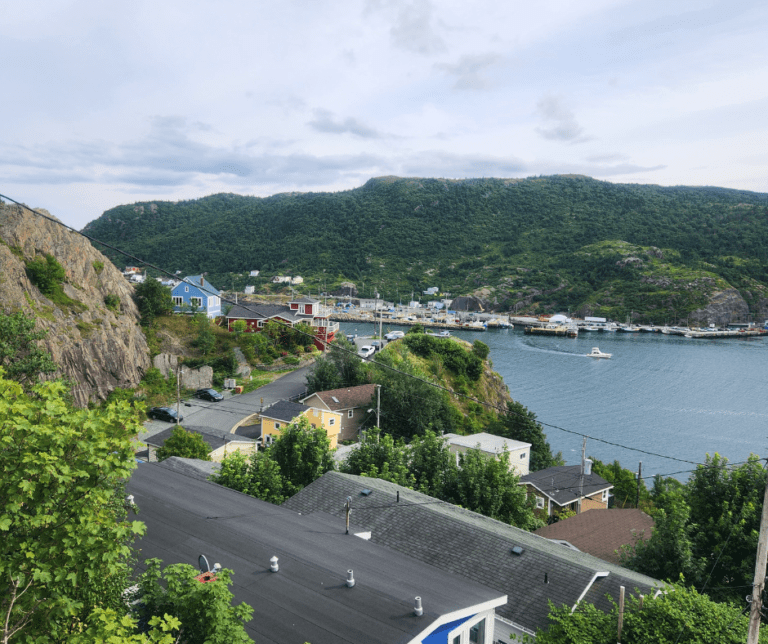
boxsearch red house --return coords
[225,296,338,350]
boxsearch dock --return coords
[524,325,578,338]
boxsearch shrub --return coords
[25,253,66,296]
[104,294,120,312]
[92,260,104,274]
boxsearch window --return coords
[468,619,485,643]
[274,422,281,430]
[602,489,608,502]
[184,286,189,292]
[348,410,354,418]
[172,296,183,306]
[536,497,545,509]
[520,452,526,459]
[190,297,203,308]
[329,418,335,426]
[453,636,461,644]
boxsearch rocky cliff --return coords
[0,202,150,405]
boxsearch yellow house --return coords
[260,400,342,449]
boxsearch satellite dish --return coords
[198,554,210,573]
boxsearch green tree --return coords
[408,429,457,498]
[133,279,173,326]
[231,319,247,336]
[268,416,335,493]
[487,401,563,471]
[70,609,181,644]
[134,559,253,644]
[305,354,343,394]
[448,448,543,530]
[193,314,216,356]
[25,253,66,296]
[472,340,490,360]
[0,311,57,388]
[340,427,414,487]
[590,458,649,509]
[0,371,145,643]
[532,582,767,644]
[214,450,287,505]
[156,426,212,462]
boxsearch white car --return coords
[384,330,405,340]
[357,345,375,359]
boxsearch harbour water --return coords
[338,321,768,480]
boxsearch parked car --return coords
[195,388,223,402]
[385,330,405,340]
[148,407,183,423]
[357,345,375,359]
[370,340,382,351]
[346,333,358,342]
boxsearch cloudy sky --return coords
[2,0,767,230]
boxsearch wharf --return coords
[329,312,489,332]
[524,325,577,337]
[683,328,767,339]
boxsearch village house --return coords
[519,464,613,519]
[224,296,338,350]
[170,275,221,318]
[443,432,531,476]
[300,384,377,442]
[144,426,256,463]
[242,399,342,449]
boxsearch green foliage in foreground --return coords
[0,371,145,643]
[530,582,767,644]
[156,426,212,462]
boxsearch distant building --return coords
[443,432,531,476]
[423,286,439,296]
[520,465,613,518]
[244,285,255,294]
[170,275,221,318]
[300,384,377,442]
[249,270,260,277]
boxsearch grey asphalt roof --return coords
[128,463,506,644]
[145,425,254,452]
[283,472,661,634]
[261,399,310,422]
[225,303,302,323]
[156,456,221,480]
[443,432,531,453]
[520,465,613,506]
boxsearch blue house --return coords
[171,275,221,318]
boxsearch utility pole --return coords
[636,462,642,507]
[747,464,768,643]
[175,364,181,425]
[577,437,587,514]
[376,385,381,428]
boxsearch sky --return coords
[1,0,767,231]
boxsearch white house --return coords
[443,432,532,476]
[244,285,255,294]
[249,270,260,277]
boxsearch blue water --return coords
[339,322,768,479]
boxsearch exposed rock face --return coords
[152,353,213,389]
[689,289,750,326]
[333,281,357,297]
[0,203,151,405]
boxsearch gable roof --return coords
[520,465,613,506]
[443,432,531,454]
[534,509,655,565]
[145,425,254,453]
[261,399,310,422]
[302,384,377,411]
[179,275,220,296]
[283,472,660,635]
[290,296,318,304]
[224,304,269,321]
[128,463,506,644]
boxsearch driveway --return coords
[138,364,314,443]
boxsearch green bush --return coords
[25,254,66,296]
[92,260,104,274]
[284,356,300,365]
[104,294,120,312]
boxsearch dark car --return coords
[148,406,183,423]
[195,388,224,402]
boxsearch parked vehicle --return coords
[148,407,183,423]
[357,345,375,359]
[370,340,382,351]
[384,330,405,340]
[195,388,223,402]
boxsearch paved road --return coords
[139,364,313,441]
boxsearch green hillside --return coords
[83,175,768,322]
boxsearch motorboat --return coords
[587,347,612,359]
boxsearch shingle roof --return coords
[520,465,612,506]
[145,425,254,453]
[261,399,310,422]
[283,472,661,634]
[225,304,268,320]
[225,303,302,323]
[290,296,318,304]
[302,384,377,411]
[156,456,221,480]
[182,275,220,296]
[534,509,655,565]
[128,464,506,644]
[443,432,531,454]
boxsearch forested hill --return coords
[83,175,768,323]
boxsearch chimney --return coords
[414,597,423,616]
[346,570,355,587]
[270,556,279,572]
[200,275,204,286]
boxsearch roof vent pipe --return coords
[270,556,279,572]
[346,570,355,587]
[414,597,424,617]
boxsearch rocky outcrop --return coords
[688,289,750,326]
[152,353,213,389]
[0,203,151,405]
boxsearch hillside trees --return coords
[133,278,173,326]
[0,311,57,388]
[486,401,563,471]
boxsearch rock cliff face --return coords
[688,289,751,326]
[0,203,150,405]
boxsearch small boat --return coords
[587,347,612,359]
